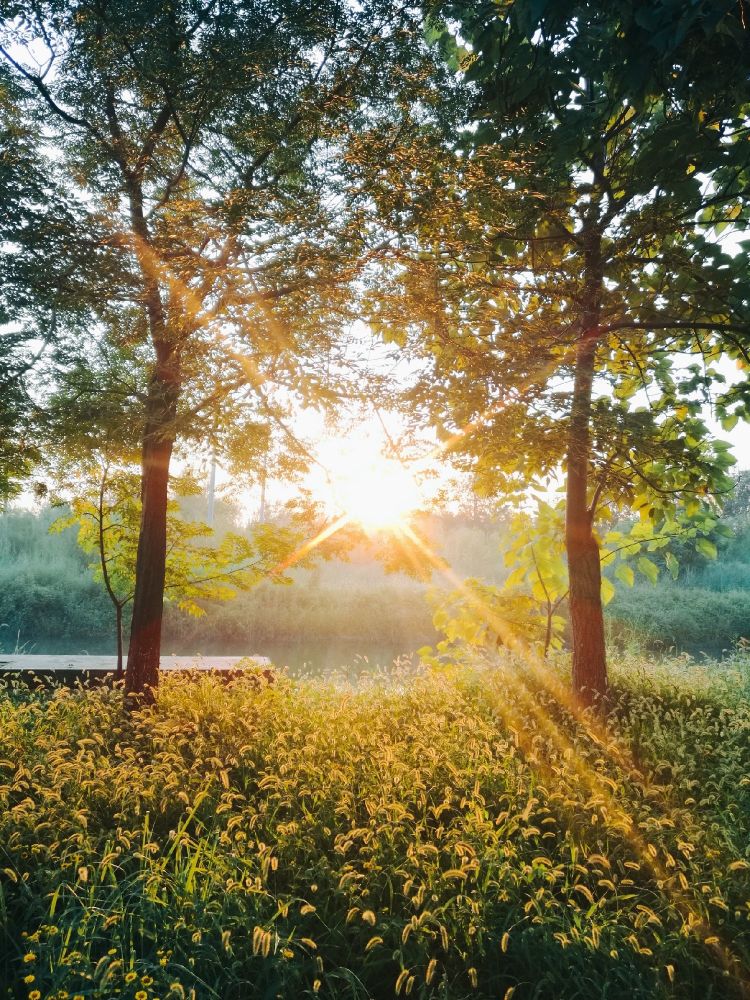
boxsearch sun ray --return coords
[272,512,351,575]
[397,528,750,988]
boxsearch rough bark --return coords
[115,603,123,679]
[565,228,608,707]
[124,359,179,700]
[565,351,607,705]
[123,174,182,700]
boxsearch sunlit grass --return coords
[1,654,749,999]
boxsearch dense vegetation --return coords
[3,502,750,661]
[0,507,503,658]
[1,3,749,997]
[1,656,749,999]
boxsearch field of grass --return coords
[1,655,749,999]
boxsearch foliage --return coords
[0,67,100,500]
[425,579,544,661]
[1,657,749,998]
[428,495,733,661]
[0,508,112,647]
[1,0,437,688]
[609,587,750,657]
[52,463,304,619]
[46,458,350,676]
[0,507,510,655]
[5,503,750,660]
[367,0,750,699]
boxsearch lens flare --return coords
[326,449,421,531]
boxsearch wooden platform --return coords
[0,654,271,678]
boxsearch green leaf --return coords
[664,551,679,580]
[637,556,659,585]
[614,563,634,587]
[695,537,717,560]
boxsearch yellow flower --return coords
[135,991,148,1000]
[125,971,138,983]
[29,992,41,1000]
[23,976,35,985]
[141,976,154,986]
[23,954,36,963]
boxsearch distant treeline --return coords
[1,498,749,658]
[0,505,502,656]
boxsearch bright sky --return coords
[229,379,750,527]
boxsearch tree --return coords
[52,457,327,675]
[367,0,750,703]
[2,0,426,697]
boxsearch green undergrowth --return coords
[1,656,749,1000]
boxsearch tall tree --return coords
[367,0,750,702]
[2,0,425,696]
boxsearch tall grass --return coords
[1,655,748,999]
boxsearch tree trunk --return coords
[565,230,607,706]
[123,179,181,701]
[125,356,179,700]
[115,603,123,679]
[543,603,552,658]
[566,337,607,704]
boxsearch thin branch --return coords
[0,45,98,133]
[600,319,750,335]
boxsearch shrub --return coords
[608,587,750,655]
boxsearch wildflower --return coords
[23,953,36,963]
[29,992,41,1000]
[23,976,35,984]
[135,992,148,1000]
[141,976,154,986]
[125,971,137,983]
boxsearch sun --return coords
[331,454,422,531]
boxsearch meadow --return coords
[1,654,749,999]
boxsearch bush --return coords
[608,587,750,655]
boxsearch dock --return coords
[0,654,271,683]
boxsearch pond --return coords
[14,636,425,677]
